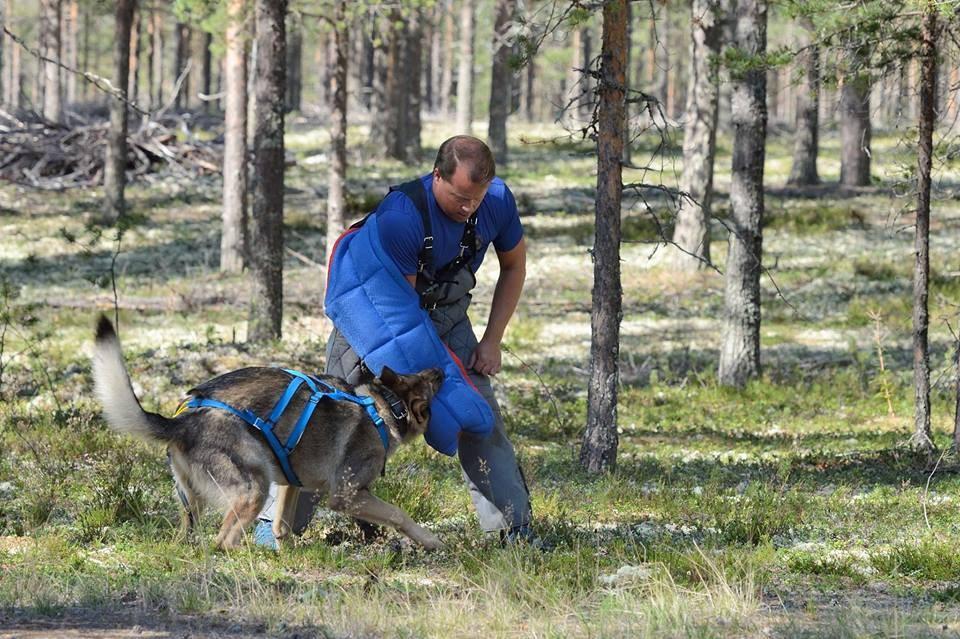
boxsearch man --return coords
[256,135,534,545]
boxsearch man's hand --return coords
[468,336,502,376]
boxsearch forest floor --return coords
[3,118,960,637]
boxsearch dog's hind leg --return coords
[215,491,268,550]
[272,485,301,546]
[169,449,201,541]
[331,488,441,550]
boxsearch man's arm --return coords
[469,237,526,376]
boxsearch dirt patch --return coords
[0,608,312,639]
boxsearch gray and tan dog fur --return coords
[91,315,444,550]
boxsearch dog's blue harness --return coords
[184,369,390,487]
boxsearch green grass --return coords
[2,120,960,637]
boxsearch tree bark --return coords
[201,31,213,112]
[384,12,421,162]
[174,22,191,110]
[149,6,163,109]
[913,3,938,452]
[40,0,62,123]
[0,0,5,108]
[285,11,301,112]
[580,28,593,118]
[718,0,766,388]
[455,0,475,134]
[667,0,723,271]
[429,4,442,112]
[221,0,248,274]
[580,0,626,475]
[247,0,286,343]
[839,71,871,187]
[327,0,348,262]
[440,0,455,116]
[103,0,136,222]
[488,0,515,165]
[787,29,820,186]
[361,11,376,110]
[128,7,140,105]
[62,0,78,106]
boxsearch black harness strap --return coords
[352,179,481,310]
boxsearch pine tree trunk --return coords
[367,19,387,145]
[429,5,442,113]
[913,3,938,452]
[221,0,247,274]
[361,15,375,111]
[668,0,722,271]
[285,12,301,112]
[248,0,286,343]
[580,28,593,117]
[174,22,191,110]
[149,7,162,109]
[327,0,349,262]
[40,0,62,123]
[201,31,212,111]
[718,0,767,388]
[440,0,454,115]
[566,28,582,124]
[384,14,421,162]
[660,10,671,119]
[8,28,21,107]
[0,0,5,108]
[788,32,820,186]
[488,0,515,165]
[524,53,535,121]
[63,0,78,106]
[580,0,626,475]
[840,71,872,187]
[103,0,135,222]
[455,0,475,134]
[128,8,140,105]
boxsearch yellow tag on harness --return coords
[172,400,190,418]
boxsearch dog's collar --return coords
[379,386,409,425]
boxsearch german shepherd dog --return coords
[91,316,444,550]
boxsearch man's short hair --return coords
[434,136,496,184]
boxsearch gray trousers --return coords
[259,290,532,534]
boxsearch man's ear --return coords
[379,365,400,388]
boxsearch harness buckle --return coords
[423,235,434,250]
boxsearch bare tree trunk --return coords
[488,0,515,165]
[524,50,535,121]
[221,0,247,274]
[718,0,767,388]
[913,3,938,452]
[361,12,375,111]
[367,18,387,145]
[840,71,872,187]
[63,0,78,106]
[580,28,593,117]
[40,0,62,122]
[429,4,442,113]
[327,0,348,261]
[788,27,820,186]
[149,7,163,109]
[201,31,212,111]
[174,22,191,109]
[440,0,454,115]
[285,11,301,112]
[565,28,582,125]
[384,13,421,162]
[667,0,723,271]
[128,7,140,105]
[660,9,672,118]
[455,0,475,134]
[104,0,136,222]
[580,0,626,475]
[8,25,21,107]
[0,0,5,108]
[248,0,286,343]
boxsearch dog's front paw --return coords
[418,531,442,551]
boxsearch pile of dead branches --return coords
[0,110,222,190]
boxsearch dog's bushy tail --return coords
[92,315,177,444]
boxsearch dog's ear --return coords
[379,365,401,388]
[410,398,431,428]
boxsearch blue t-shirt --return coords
[376,174,523,276]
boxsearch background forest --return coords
[3,0,960,637]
